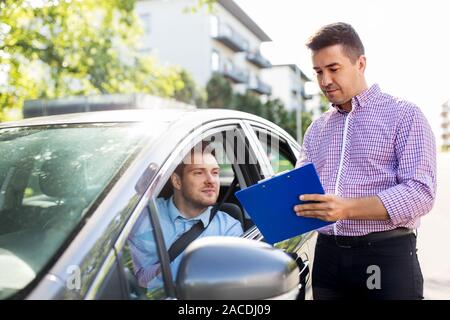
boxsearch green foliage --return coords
[264,98,296,137]
[183,0,217,13]
[205,74,314,140]
[231,91,263,115]
[206,73,232,108]
[319,92,330,113]
[0,0,199,121]
[301,110,313,138]
[274,235,304,252]
[173,69,206,106]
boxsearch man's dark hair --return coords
[174,141,216,179]
[306,22,365,63]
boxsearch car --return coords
[0,108,315,300]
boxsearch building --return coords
[135,0,272,95]
[443,100,450,151]
[261,64,313,112]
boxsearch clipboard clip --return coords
[257,170,290,184]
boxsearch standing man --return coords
[293,22,436,300]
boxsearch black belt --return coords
[318,228,414,248]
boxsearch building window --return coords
[242,39,249,52]
[139,13,152,37]
[210,15,219,37]
[223,58,233,73]
[211,50,220,72]
[248,73,257,87]
[138,12,152,54]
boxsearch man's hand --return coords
[293,194,390,221]
[293,194,351,222]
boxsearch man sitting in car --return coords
[128,142,244,289]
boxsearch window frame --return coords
[243,121,300,175]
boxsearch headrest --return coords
[159,179,174,199]
[38,150,87,199]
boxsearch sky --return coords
[235,0,449,145]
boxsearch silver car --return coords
[0,108,315,300]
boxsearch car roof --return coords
[0,108,274,129]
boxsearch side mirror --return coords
[176,237,299,300]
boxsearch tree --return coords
[205,73,232,108]
[173,69,206,106]
[205,74,316,140]
[300,110,313,137]
[184,0,217,13]
[319,92,330,113]
[0,0,197,120]
[231,91,264,116]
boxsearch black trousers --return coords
[312,233,424,300]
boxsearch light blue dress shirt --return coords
[128,196,243,290]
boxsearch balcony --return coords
[248,78,272,95]
[246,51,271,68]
[291,86,312,100]
[301,87,313,100]
[221,65,249,84]
[443,102,449,111]
[212,23,249,52]
[443,133,450,148]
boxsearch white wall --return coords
[136,0,268,89]
[136,0,212,86]
[262,65,323,117]
[212,4,264,75]
[262,66,299,110]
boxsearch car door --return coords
[111,121,264,300]
[241,120,314,299]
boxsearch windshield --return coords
[0,122,155,299]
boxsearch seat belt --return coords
[167,177,238,263]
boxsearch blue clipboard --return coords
[234,163,332,244]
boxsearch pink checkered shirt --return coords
[296,84,436,236]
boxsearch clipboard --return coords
[234,163,332,244]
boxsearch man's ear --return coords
[171,173,182,191]
[358,55,367,73]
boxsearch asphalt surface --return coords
[418,152,450,299]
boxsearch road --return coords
[418,151,450,299]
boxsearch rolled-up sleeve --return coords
[377,104,436,226]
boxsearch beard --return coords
[180,187,217,210]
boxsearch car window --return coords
[201,129,252,228]
[208,135,238,194]
[250,126,313,253]
[0,123,155,299]
[252,127,296,174]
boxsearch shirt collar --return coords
[332,84,381,113]
[354,83,381,107]
[168,196,211,227]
